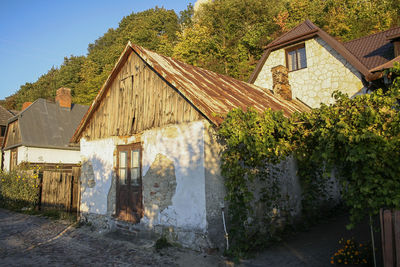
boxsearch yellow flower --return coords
[338,259,342,263]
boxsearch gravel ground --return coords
[0,208,376,267]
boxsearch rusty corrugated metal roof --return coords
[344,27,400,70]
[132,44,308,124]
[72,43,308,142]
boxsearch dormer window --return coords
[286,44,307,71]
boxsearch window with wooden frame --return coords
[286,43,307,71]
[117,144,142,187]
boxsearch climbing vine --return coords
[218,63,400,255]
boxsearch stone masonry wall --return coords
[254,37,365,108]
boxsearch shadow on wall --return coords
[80,155,115,216]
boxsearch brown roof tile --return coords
[343,27,400,70]
[266,20,318,49]
[249,20,371,83]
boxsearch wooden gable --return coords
[81,50,203,141]
[4,120,21,149]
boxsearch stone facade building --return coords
[249,20,400,108]
[71,42,308,250]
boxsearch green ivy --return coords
[217,62,400,254]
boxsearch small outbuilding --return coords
[71,42,307,250]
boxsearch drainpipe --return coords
[221,205,229,251]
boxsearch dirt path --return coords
[0,208,376,266]
[0,208,224,266]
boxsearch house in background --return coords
[2,88,88,171]
[249,20,400,108]
[0,106,17,169]
[71,42,308,250]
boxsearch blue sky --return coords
[0,0,194,100]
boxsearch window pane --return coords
[131,150,140,168]
[288,50,297,71]
[298,47,307,69]
[131,168,139,186]
[119,151,127,168]
[119,168,127,185]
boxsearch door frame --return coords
[115,143,143,222]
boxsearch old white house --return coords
[71,42,307,250]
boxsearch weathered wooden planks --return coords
[4,120,21,148]
[40,168,80,213]
[81,52,202,141]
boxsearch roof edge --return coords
[71,42,134,143]
[249,21,372,84]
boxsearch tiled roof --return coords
[370,56,400,72]
[72,43,309,142]
[249,20,370,83]
[266,20,318,49]
[344,27,400,70]
[4,100,88,150]
[249,20,400,83]
[0,105,13,126]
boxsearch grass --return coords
[155,236,171,251]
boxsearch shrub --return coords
[0,165,41,210]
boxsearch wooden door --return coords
[116,143,143,223]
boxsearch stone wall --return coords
[254,37,365,108]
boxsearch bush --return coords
[0,166,41,210]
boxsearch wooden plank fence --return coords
[380,209,400,267]
[38,166,80,213]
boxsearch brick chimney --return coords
[55,87,71,109]
[22,102,32,111]
[271,65,292,101]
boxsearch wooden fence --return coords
[380,209,400,267]
[37,166,81,213]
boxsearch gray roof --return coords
[0,105,14,126]
[9,99,88,150]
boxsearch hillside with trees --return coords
[3,0,399,110]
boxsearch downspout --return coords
[221,205,229,251]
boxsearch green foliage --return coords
[218,64,400,255]
[154,236,171,251]
[0,165,41,210]
[4,1,399,109]
[218,108,295,254]
[278,0,399,41]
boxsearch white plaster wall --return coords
[3,150,10,171]
[79,120,207,231]
[254,37,365,108]
[22,146,81,164]
[2,146,81,172]
[80,138,115,215]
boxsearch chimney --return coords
[55,87,72,109]
[22,102,32,111]
[271,65,292,101]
